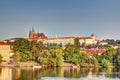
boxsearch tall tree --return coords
[12,52,21,62]
[74,38,80,49]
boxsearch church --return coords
[28,28,47,41]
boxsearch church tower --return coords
[29,27,35,38]
[91,34,95,39]
[91,34,96,44]
[29,30,31,38]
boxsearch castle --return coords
[28,28,99,47]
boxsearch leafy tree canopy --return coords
[13,38,31,61]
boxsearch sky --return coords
[0,0,120,40]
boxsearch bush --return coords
[101,58,112,67]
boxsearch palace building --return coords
[42,34,97,46]
[43,36,75,46]
[79,34,97,45]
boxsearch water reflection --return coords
[0,67,120,80]
[0,67,12,80]
[99,68,120,78]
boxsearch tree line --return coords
[9,38,120,67]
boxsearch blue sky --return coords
[0,0,120,40]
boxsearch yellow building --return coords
[0,41,10,62]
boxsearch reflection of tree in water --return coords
[34,67,89,78]
[79,68,89,77]
[10,67,120,80]
[99,68,113,78]
[18,68,34,80]
[34,67,58,79]
[12,68,20,80]
[113,68,120,78]
[92,68,98,77]
[64,67,89,78]
[56,67,63,77]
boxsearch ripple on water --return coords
[41,77,120,80]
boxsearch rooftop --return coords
[0,41,9,45]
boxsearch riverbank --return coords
[0,61,114,69]
[0,61,39,67]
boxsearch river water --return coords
[0,67,120,80]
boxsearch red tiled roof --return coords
[79,37,92,39]
[28,36,47,41]
[28,35,94,41]
[0,41,9,45]
[85,49,106,55]
[100,40,107,42]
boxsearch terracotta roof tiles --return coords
[0,41,9,45]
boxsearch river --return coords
[0,67,120,80]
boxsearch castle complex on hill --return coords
[28,28,107,46]
[0,28,107,62]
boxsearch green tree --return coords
[115,48,120,67]
[12,52,21,62]
[93,54,103,64]
[88,56,99,67]
[64,45,84,65]
[64,45,76,62]
[101,58,112,67]
[102,48,116,64]
[79,51,89,66]
[38,49,51,65]
[37,46,64,66]
[29,40,45,61]
[13,38,31,61]
[49,46,63,66]
[74,38,80,49]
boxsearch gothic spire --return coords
[32,27,35,32]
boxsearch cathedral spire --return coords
[29,27,35,38]
[29,29,31,38]
[32,27,35,32]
